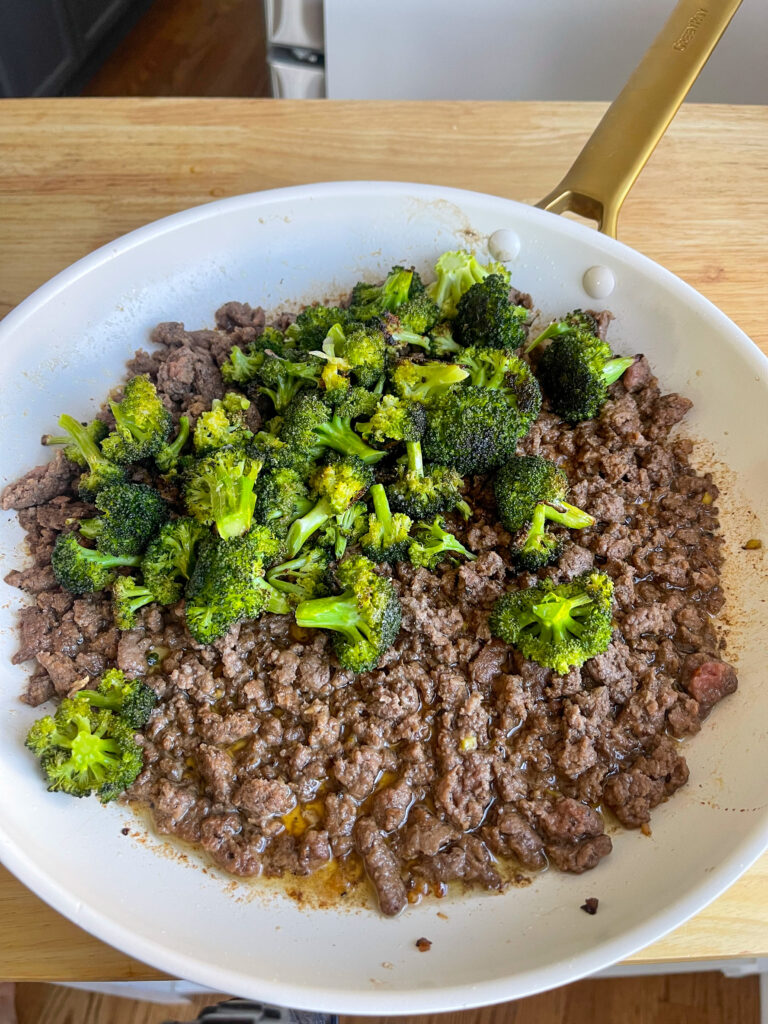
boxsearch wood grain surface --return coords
[0,99,767,983]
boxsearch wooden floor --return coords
[82,0,269,98]
[6,973,760,1024]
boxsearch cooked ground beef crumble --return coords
[2,296,737,916]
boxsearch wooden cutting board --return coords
[1,99,767,980]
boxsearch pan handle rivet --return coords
[488,229,520,262]
[583,265,615,299]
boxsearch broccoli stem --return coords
[156,416,190,470]
[370,484,393,532]
[314,417,385,464]
[524,320,571,354]
[263,583,291,615]
[529,592,593,644]
[78,519,101,540]
[602,356,635,386]
[56,414,107,470]
[405,440,424,477]
[541,500,595,530]
[285,497,334,558]
[267,554,315,596]
[295,592,371,645]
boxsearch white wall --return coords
[324,0,766,103]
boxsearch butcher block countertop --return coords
[0,99,767,981]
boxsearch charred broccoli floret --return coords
[408,517,476,569]
[381,293,441,349]
[51,533,141,594]
[78,482,168,556]
[494,456,594,570]
[424,321,462,357]
[423,385,527,475]
[454,274,528,351]
[73,668,157,728]
[183,445,263,540]
[489,571,614,675]
[279,393,385,465]
[390,359,468,405]
[185,527,288,643]
[193,393,253,452]
[357,394,426,445]
[25,697,144,801]
[46,413,125,500]
[331,385,381,421]
[141,516,208,605]
[527,322,634,424]
[285,306,350,352]
[100,375,172,464]
[154,415,190,473]
[456,346,542,433]
[295,554,402,673]
[360,484,413,564]
[285,456,374,558]
[266,547,331,604]
[388,440,471,521]
[253,466,313,537]
[426,250,510,319]
[348,266,419,322]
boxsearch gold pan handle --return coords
[536,0,743,238]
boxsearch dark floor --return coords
[82,0,269,97]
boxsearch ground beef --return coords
[3,298,736,917]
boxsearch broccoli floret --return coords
[78,482,168,556]
[46,413,125,500]
[454,274,528,351]
[266,547,331,604]
[357,394,426,445]
[112,575,155,629]
[525,310,601,352]
[51,533,141,594]
[154,416,190,473]
[253,466,313,537]
[43,417,108,466]
[331,385,381,420]
[494,456,595,570]
[100,375,172,464]
[74,668,157,728]
[348,266,418,322]
[295,554,401,673]
[318,500,368,559]
[285,306,350,352]
[140,516,208,605]
[426,250,510,319]
[255,352,322,412]
[285,456,373,558]
[185,527,288,643]
[279,393,385,465]
[388,440,471,521]
[408,516,476,569]
[457,345,542,431]
[423,385,527,476]
[220,327,290,385]
[425,321,462,357]
[381,294,441,349]
[390,359,468,405]
[25,698,144,801]
[361,484,413,564]
[310,323,352,396]
[489,571,614,675]
[338,323,387,388]
[193,394,253,452]
[183,445,263,540]
[527,322,634,424]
